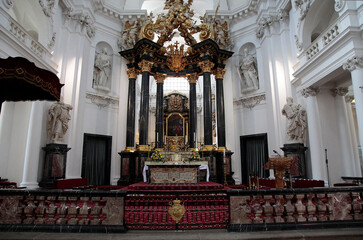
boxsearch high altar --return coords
[116,0,235,186]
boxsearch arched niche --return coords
[301,0,338,49]
[238,43,259,94]
[8,0,50,47]
[93,42,113,92]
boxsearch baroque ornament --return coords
[342,56,363,72]
[168,199,186,223]
[63,8,95,38]
[331,87,348,97]
[166,42,188,73]
[301,87,319,98]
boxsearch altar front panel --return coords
[148,165,199,184]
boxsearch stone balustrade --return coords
[0,189,126,232]
[228,187,363,231]
[305,22,340,61]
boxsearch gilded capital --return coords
[138,60,154,72]
[186,73,199,83]
[154,72,167,83]
[214,68,226,79]
[198,60,214,73]
[126,68,139,79]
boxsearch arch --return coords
[301,0,338,49]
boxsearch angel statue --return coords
[238,48,259,93]
[118,19,142,50]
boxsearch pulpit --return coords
[264,156,292,189]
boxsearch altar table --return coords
[143,161,209,183]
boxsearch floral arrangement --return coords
[150,150,164,162]
[188,150,200,161]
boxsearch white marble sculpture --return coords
[48,102,73,144]
[282,97,307,143]
[93,48,111,91]
[238,48,259,93]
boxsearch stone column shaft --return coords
[302,87,328,183]
[125,68,139,151]
[215,68,226,150]
[187,73,198,149]
[138,60,153,150]
[199,60,214,150]
[154,73,166,149]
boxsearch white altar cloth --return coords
[143,161,209,182]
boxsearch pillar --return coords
[302,87,328,183]
[20,101,45,188]
[343,56,363,158]
[214,68,227,150]
[331,87,356,176]
[154,72,166,150]
[187,73,199,149]
[124,68,139,152]
[199,59,215,151]
[137,59,153,151]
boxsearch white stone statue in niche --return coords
[282,97,307,143]
[48,102,73,144]
[238,48,259,93]
[93,48,111,91]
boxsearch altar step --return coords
[122,181,228,191]
[124,183,229,230]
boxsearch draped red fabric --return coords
[0,56,63,108]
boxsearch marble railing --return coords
[304,21,340,61]
[0,189,126,232]
[228,187,363,231]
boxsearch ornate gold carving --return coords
[186,72,199,83]
[120,19,143,50]
[198,60,214,73]
[217,146,230,152]
[166,42,188,73]
[154,72,167,83]
[126,68,139,79]
[138,60,154,72]
[201,145,215,151]
[168,199,186,223]
[123,146,136,153]
[168,96,183,112]
[137,145,150,151]
[214,68,226,79]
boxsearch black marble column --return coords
[187,73,198,149]
[154,73,166,149]
[138,60,153,150]
[125,68,138,151]
[199,60,214,150]
[215,69,226,149]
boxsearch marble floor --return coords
[0,228,363,240]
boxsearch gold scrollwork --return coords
[198,60,214,73]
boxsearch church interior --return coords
[0,0,363,237]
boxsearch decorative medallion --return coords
[168,94,183,112]
[168,199,186,223]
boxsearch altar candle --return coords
[157,132,158,143]
[223,149,226,164]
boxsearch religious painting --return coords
[167,113,184,137]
